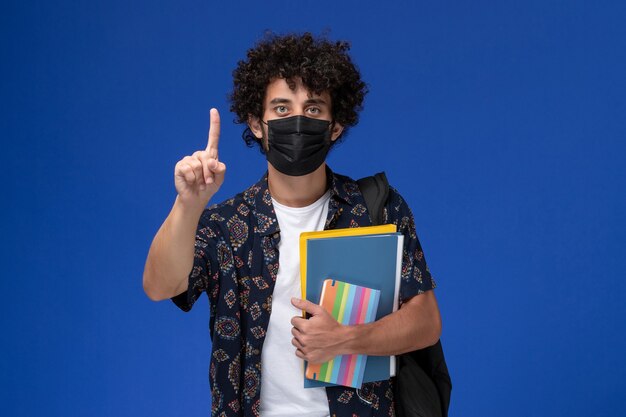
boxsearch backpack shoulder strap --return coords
[357,172,390,226]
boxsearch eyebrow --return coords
[304,98,327,106]
[269,98,292,105]
[268,98,328,106]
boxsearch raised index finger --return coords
[206,108,220,157]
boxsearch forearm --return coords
[142,196,207,301]
[340,291,441,356]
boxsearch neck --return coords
[268,163,329,207]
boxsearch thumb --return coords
[291,298,323,315]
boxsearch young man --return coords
[143,33,441,417]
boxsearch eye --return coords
[274,105,288,114]
[306,107,321,115]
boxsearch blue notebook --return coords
[303,232,404,388]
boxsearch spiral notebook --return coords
[305,279,381,388]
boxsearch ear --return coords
[330,122,344,142]
[247,114,264,140]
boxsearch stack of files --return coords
[305,279,381,388]
[299,225,404,388]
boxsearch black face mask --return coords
[264,115,332,176]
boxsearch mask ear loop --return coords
[329,119,339,142]
[258,118,270,151]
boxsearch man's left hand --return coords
[290,297,347,364]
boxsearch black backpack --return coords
[357,172,452,417]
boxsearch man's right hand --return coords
[143,108,226,301]
[174,108,226,208]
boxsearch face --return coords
[248,77,344,149]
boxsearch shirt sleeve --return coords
[384,186,436,304]
[170,210,219,312]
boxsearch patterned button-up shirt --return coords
[171,167,436,417]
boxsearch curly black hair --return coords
[229,32,368,151]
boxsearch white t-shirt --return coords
[259,190,331,417]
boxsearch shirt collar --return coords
[243,172,279,236]
[326,165,358,207]
[246,165,359,236]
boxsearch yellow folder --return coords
[299,224,397,316]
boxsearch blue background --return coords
[2,1,625,416]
